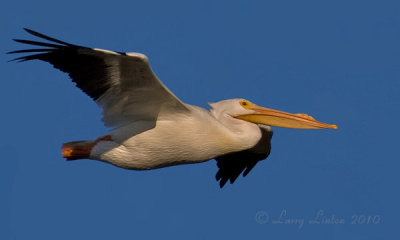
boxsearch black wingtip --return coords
[219,179,228,188]
[12,38,64,48]
[229,176,239,184]
[215,172,221,181]
[23,28,45,38]
[243,165,254,177]
[21,28,76,47]
[7,48,50,54]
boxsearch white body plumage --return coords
[91,101,263,169]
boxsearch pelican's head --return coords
[209,99,337,129]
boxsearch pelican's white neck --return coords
[209,101,262,151]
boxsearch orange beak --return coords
[235,104,337,130]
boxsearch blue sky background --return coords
[1,0,399,239]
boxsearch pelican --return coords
[9,29,337,187]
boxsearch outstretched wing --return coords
[215,126,273,188]
[9,28,189,128]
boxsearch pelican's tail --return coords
[62,135,112,160]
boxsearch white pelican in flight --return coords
[10,29,337,187]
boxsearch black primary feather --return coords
[215,127,273,188]
[8,28,119,100]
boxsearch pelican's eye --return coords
[239,100,251,109]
